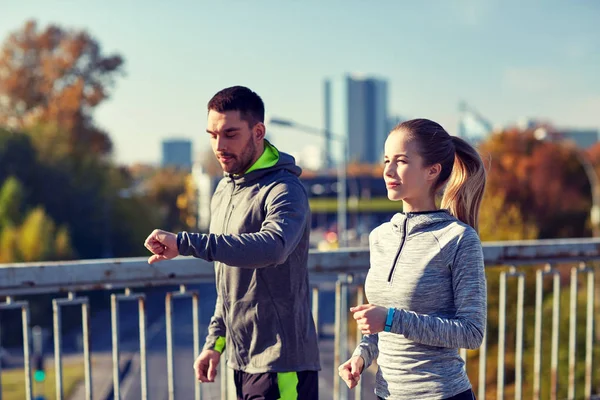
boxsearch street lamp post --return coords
[269,118,348,247]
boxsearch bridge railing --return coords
[1,238,599,400]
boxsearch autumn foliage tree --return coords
[0,20,124,155]
[478,127,591,239]
[0,21,154,262]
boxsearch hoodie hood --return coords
[390,209,457,236]
[228,146,302,186]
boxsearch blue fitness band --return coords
[384,308,394,332]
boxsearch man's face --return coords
[206,110,263,174]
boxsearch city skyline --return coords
[162,138,193,169]
[325,74,389,166]
[1,1,598,166]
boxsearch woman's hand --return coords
[351,304,388,334]
[338,356,365,389]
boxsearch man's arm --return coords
[177,181,309,268]
[203,291,227,353]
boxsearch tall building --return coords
[324,74,389,166]
[162,139,192,169]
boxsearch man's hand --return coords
[144,229,179,264]
[338,355,364,389]
[193,350,221,383]
[351,304,388,334]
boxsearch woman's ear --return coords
[427,163,442,181]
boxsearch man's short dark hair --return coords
[207,86,265,127]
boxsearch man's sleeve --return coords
[203,289,227,353]
[177,181,309,268]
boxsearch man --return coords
[144,86,320,399]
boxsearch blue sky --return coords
[2,0,599,165]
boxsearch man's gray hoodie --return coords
[176,148,321,374]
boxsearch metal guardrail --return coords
[0,238,599,400]
[2,238,600,296]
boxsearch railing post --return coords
[53,292,92,400]
[334,274,350,400]
[583,265,595,399]
[478,329,487,400]
[334,276,342,400]
[550,268,560,400]
[0,297,33,400]
[568,267,578,400]
[354,279,364,400]
[166,285,202,400]
[111,288,147,400]
[497,266,525,400]
[571,263,596,400]
[312,286,320,338]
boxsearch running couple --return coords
[145,85,487,400]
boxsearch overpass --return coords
[0,238,599,399]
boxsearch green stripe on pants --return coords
[277,372,298,399]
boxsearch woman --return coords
[338,119,487,399]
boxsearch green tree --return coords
[54,225,73,260]
[0,224,18,263]
[17,206,74,262]
[145,167,190,232]
[0,176,25,228]
[479,190,538,242]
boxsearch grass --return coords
[1,360,85,400]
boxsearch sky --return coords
[1,0,599,165]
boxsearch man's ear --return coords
[253,122,266,141]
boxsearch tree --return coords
[177,174,198,229]
[0,127,38,184]
[0,176,24,228]
[0,225,18,263]
[0,205,74,263]
[18,207,57,262]
[0,20,124,155]
[478,128,590,239]
[479,190,538,242]
[145,167,190,232]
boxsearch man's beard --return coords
[228,138,257,175]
